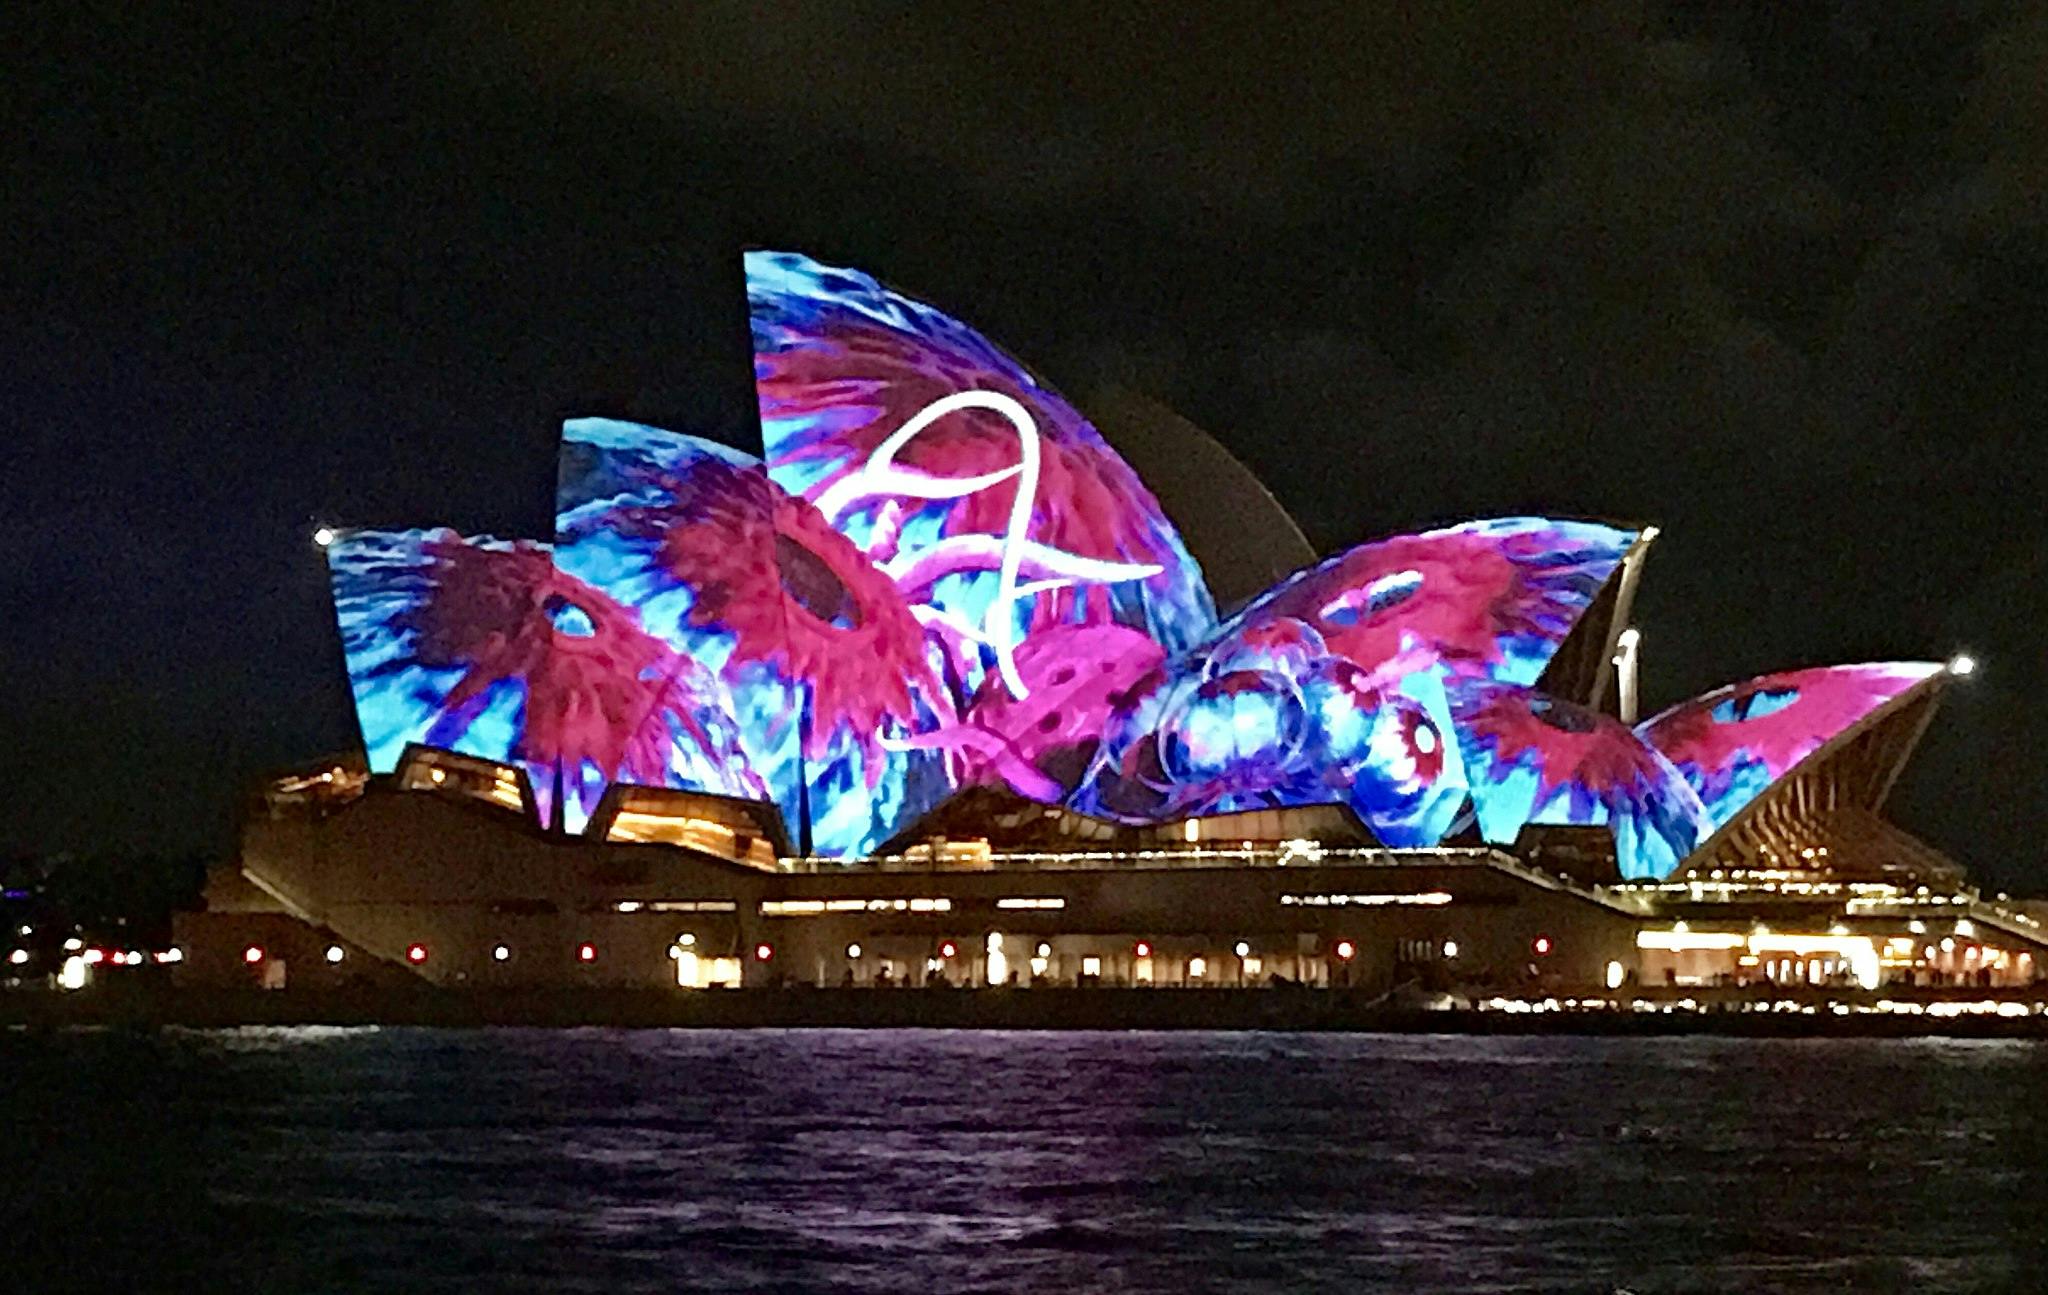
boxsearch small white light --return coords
[846,943,862,959]
[492,944,511,962]
[677,932,696,947]
[1949,653,1976,677]
[63,937,83,952]
[1035,942,1051,958]
[7,949,28,966]
[312,525,337,548]
[1605,960,1626,990]
[1442,940,1459,959]
[325,945,345,964]
[17,925,31,937]
[1233,941,1250,958]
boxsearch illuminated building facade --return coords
[174,252,2043,1002]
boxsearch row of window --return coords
[235,933,1552,971]
[243,941,635,967]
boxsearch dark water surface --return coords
[7,1028,2048,1292]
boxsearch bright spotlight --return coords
[1949,653,1977,677]
[312,525,337,548]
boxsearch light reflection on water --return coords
[7,1028,2048,1292]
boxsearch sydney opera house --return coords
[176,252,2044,1001]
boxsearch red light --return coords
[406,943,429,964]
[241,946,263,965]
[1334,940,1355,961]
[939,940,957,959]
[1533,936,1553,956]
[1134,941,1152,959]
[754,943,773,962]
[577,943,597,963]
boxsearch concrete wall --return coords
[183,789,1645,994]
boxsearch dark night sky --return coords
[5,3,2045,887]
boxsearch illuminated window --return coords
[761,897,951,917]
[1081,956,1102,977]
[994,897,1064,910]
[1188,957,1207,978]
[1280,892,1453,908]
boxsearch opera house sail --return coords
[322,251,1961,881]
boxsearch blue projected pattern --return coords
[1638,662,1943,829]
[321,250,1935,876]
[1450,682,1708,880]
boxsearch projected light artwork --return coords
[324,250,1948,873]
[1451,683,1708,881]
[329,526,759,833]
[1638,663,1944,829]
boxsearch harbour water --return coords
[8,1028,2048,1292]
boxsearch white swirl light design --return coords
[811,390,1163,700]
